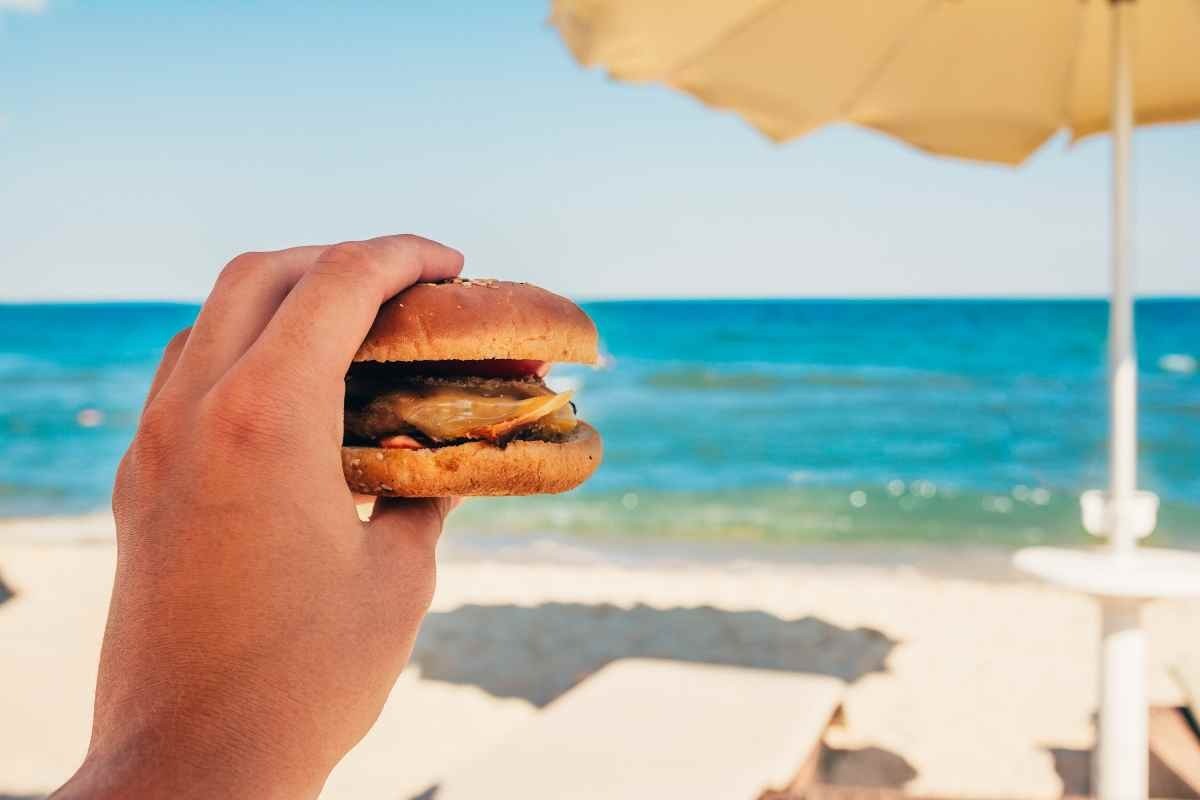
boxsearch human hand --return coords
[54,235,464,799]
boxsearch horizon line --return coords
[3,293,1200,306]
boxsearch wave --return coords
[1160,354,1198,375]
[643,370,786,392]
[640,365,975,393]
[0,353,55,377]
[448,485,1200,546]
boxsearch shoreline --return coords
[0,510,1071,583]
[438,528,1035,582]
[5,510,1199,584]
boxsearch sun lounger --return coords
[428,657,844,800]
[1151,658,1200,800]
[1171,656,1200,738]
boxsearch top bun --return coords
[354,279,598,364]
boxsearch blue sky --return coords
[2,0,1198,300]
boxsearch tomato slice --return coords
[378,434,426,450]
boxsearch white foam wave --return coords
[1159,354,1198,374]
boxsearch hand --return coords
[53,235,465,799]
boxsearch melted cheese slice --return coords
[397,387,577,442]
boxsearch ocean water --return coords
[2,299,1199,546]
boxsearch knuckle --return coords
[201,407,286,453]
[126,400,184,478]
[198,382,293,452]
[111,452,135,514]
[375,234,426,266]
[110,452,151,537]
[203,377,267,419]
[217,252,269,285]
[387,233,423,252]
[314,241,390,289]
[113,450,132,487]
[164,326,192,358]
[137,399,181,450]
[317,241,378,272]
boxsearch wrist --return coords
[53,718,326,800]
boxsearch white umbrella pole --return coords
[1016,5,1200,798]
[1096,2,1147,799]
[1108,0,1137,551]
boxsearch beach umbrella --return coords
[549,2,1200,798]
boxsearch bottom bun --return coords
[342,421,602,497]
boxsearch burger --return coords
[342,278,603,496]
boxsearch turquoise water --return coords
[3,300,1199,545]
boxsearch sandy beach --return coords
[2,513,1199,799]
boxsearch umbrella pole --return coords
[1096,2,1147,799]
[1108,0,1137,553]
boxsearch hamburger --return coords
[342,278,603,496]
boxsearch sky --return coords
[1,0,1198,301]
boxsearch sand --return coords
[2,514,1199,799]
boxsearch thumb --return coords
[365,496,460,552]
[364,497,460,614]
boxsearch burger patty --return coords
[344,374,577,447]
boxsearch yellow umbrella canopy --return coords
[552,0,1200,165]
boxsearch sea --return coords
[2,299,1199,547]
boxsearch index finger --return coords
[228,234,464,394]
